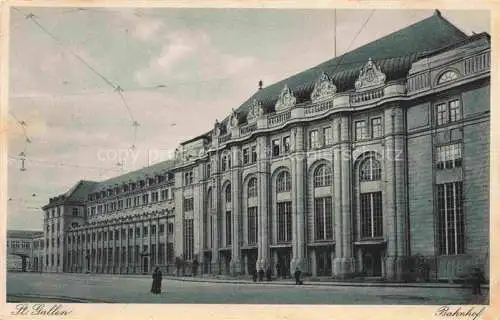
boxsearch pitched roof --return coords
[232,11,468,123]
[94,159,176,191]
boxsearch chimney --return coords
[258,80,263,90]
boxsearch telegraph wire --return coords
[18,9,140,151]
[8,156,124,173]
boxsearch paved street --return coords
[7,272,487,304]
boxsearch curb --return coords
[7,294,113,303]
[162,276,490,290]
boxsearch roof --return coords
[44,180,98,209]
[94,159,176,191]
[7,230,44,239]
[231,11,468,123]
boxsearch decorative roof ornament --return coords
[355,58,386,91]
[229,108,239,129]
[247,99,263,121]
[213,119,222,136]
[311,71,337,102]
[275,84,296,111]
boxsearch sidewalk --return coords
[159,274,490,290]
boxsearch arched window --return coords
[221,155,227,171]
[437,71,459,84]
[206,188,213,209]
[360,157,381,181]
[225,184,232,203]
[248,178,257,198]
[276,171,291,193]
[313,164,332,187]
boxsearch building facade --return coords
[40,12,490,281]
[7,230,45,272]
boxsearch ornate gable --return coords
[355,58,386,91]
[311,71,337,102]
[275,84,296,111]
[247,99,263,122]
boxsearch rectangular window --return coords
[360,192,383,239]
[436,143,462,169]
[243,148,249,164]
[159,224,165,235]
[314,197,333,241]
[247,207,258,245]
[323,127,333,145]
[183,198,194,211]
[251,146,257,163]
[159,243,165,264]
[151,225,156,235]
[72,208,78,216]
[206,163,211,177]
[449,100,461,122]
[436,99,462,125]
[183,219,194,261]
[151,244,156,266]
[168,222,174,234]
[143,226,148,237]
[277,202,292,243]
[355,121,367,140]
[371,117,382,138]
[436,103,448,125]
[437,182,465,255]
[309,130,319,148]
[152,192,159,203]
[167,242,174,264]
[272,139,281,157]
[226,211,232,246]
[283,136,291,153]
[142,194,149,205]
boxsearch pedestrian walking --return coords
[150,266,163,294]
[276,262,281,279]
[294,267,303,285]
[470,268,485,295]
[252,270,257,282]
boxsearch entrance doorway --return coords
[274,248,292,278]
[246,249,258,276]
[203,252,212,274]
[143,256,149,274]
[362,247,382,276]
[316,249,332,276]
[33,257,39,272]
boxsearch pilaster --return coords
[291,126,306,271]
[230,145,242,275]
[257,135,270,271]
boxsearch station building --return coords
[40,11,490,281]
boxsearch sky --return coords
[7,7,490,230]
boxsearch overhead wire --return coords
[17,8,140,151]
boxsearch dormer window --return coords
[437,70,459,84]
[140,180,145,188]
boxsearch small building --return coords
[7,230,44,272]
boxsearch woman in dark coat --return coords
[151,266,162,294]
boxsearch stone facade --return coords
[39,16,490,282]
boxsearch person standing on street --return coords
[151,266,163,294]
[294,267,303,285]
